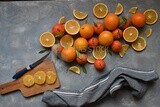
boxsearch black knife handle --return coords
[12,65,31,79]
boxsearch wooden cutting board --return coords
[0,59,60,97]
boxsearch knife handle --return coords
[12,65,31,79]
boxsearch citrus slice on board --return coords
[46,71,57,85]
[64,20,80,35]
[115,3,123,15]
[60,35,74,48]
[58,16,66,24]
[119,44,129,58]
[131,36,147,52]
[73,9,88,20]
[23,75,34,87]
[40,32,55,48]
[129,7,138,14]
[123,26,139,42]
[34,71,46,85]
[92,45,106,59]
[145,28,152,37]
[87,55,96,64]
[69,66,80,74]
[144,9,158,25]
[93,3,108,18]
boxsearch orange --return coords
[104,13,120,30]
[73,9,88,20]
[23,75,34,87]
[94,59,106,71]
[92,45,106,59]
[93,3,108,18]
[123,26,139,42]
[115,3,123,15]
[64,20,80,35]
[39,32,55,48]
[74,37,88,52]
[145,28,152,37]
[144,9,158,25]
[58,16,66,24]
[119,44,129,58]
[60,35,74,48]
[80,24,94,39]
[69,66,80,74]
[61,46,76,62]
[87,55,96,64]
[129,7,138,14]
[131,12,146,27]
[34,71,46,85]
[46,71,57,85]
[76,53,87,65]
[98,31,114,46]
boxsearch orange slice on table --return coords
[92,45,107,59]
[131,36,147,52]
[93,3,108,18]
[69,66,80,74]
[144,9,158,25]
[123,26,139,42]
[119,44,129,58]
[60,35,74,48]
[34,71,46,85]
[73,9,88,20]
[115,3,123,15]
[87,55,96,64]
[129,7,138,14]
[58,16,66,24]
[64,20,80,35]
[145,28,152,38]
[40,32,55,48]
[46,71,57,85]
[23,75,34,87]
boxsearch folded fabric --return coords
[42,67,159,107]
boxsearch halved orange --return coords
[119,44,129,58]
[60,35,74,48]
[115,3,123,15]
[73,9,88,20]
[40,32,55,47]
[87,55,96,64]
[145,28,152,38]
[69,66,80,74]
[93,3,108,18]
[64,20,80,35]
[46,71,57,85]
[131,36,147,51]
[58,16,66,24]
[129,7,138,14]
[123,26,139,42]
[23,75,34,87]
[144,9,158,25]
[34,71,46,85]
[92,45,107,59]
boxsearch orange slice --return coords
[46,71,57,85]
[73,9,88,20]
[69,66,80,74]
[131,36,147,51]
[129,7,138,14]
[92,45,106,59]
[145,28,152,38]
[115,3,123,15]
[58,16,66,24]
[64,20,80,35]
[40,32,55,48]
[123,26,139,42]
[23,75,34,87]
[119,44,129,58]
[144,9,158,25]
[93,3,108,18]
[60,35,74,48]
[34,71,46,85]
[87,55,96,64]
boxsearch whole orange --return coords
[80,24,94,39]
[88,37,99,48]
[74,37,88,52]
[94,59,106,71]
[61,46,76,62]
[111,40,122,52]
[98,31,114,46]
[104,13,120,30]
[76,53,87,65]
[131,12,146,27]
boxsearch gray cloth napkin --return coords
[42,67,159,107]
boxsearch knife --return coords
[12,52,50,79]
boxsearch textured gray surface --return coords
[0,0,160,107]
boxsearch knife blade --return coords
[12,52,50,79]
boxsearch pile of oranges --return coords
[39,3,158,74]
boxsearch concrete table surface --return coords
[0,0,160,107]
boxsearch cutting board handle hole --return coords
[1,87,4,90]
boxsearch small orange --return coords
[131,12,146,27]
[104,13,120,30]
[61,46,76,62]
[94,59,106,71]
[98,31,114,46]
[74,37,88,52]
[80,24,94,39]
